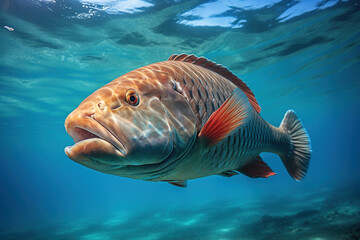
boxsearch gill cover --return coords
[119,97,175,165]
[159,84,197,162]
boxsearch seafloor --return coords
[1,185,359,240]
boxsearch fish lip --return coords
[90,115,128,156]
[66,115,127,157]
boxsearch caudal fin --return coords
[279,110,312,181]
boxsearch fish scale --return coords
[160,61,235,132]
[162,55,308,180]
[160,58,278,171]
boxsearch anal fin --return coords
[239,156,276,178]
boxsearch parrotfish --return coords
[65,54,312,187]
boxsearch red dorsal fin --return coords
[167,180,187,188]
[168,54,261,113]
[198,88,252,146]
[239,156,276,178]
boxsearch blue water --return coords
[0,0,360,239]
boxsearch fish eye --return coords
[125,89,139,106]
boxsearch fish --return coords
[64,54,312,187]
[4,26,14,31]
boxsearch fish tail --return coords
[279,110,312,181]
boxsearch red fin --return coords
[168,54,261,113]
[198,88,251,146]
[167,180,187,188]
[219,170,239,177]
[239,156,276,178]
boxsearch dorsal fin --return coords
[168,54,261,113]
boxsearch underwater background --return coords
[0,0,359,239]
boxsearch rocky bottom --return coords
[1,185,359,240]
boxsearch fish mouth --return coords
[65,115,127,161]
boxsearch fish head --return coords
[64,71,197,177]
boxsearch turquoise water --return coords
[0,0,360,239]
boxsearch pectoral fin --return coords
[198,88,252,146]
[239,156,276,178]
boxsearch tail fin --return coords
[279,110,312,181]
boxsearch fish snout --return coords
[64,105,127,164]
[65,105,96,136]
[64,101,107,146]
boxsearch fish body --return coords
[65,54,311,187]
[4,26,14,31]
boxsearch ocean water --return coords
[0,0,360,239]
